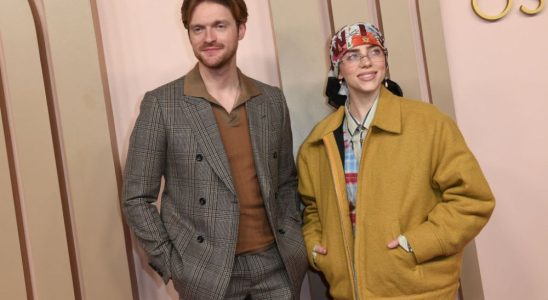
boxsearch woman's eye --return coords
[348,54,360,61]
[370,48,382,56]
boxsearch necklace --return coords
[346,101,372,149]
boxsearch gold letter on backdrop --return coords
[520,0,544,15]
[472,0,513,21]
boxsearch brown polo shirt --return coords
[184,65,275,254]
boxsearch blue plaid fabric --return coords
[343,120,360,232]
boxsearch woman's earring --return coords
[339,79,348,96]
[384,76,389,88]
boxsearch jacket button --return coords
[272,152,278,159]
[199,198,206,205]
[278,229,286,234]
[196,154,203,161]
[197,236,204,243]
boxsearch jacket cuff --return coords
[147,242,173,284]
[148,260,171,284]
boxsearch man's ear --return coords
[238,23,246,40]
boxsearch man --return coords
[122,0,307,299]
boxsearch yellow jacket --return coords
[298,88,495,299]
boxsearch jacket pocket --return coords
[390,221,420,271]
[363,220,426,296]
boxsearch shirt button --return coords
[273,152,278,159]
[196,154,203,161]
[197,236,204,243]
[199,198,206,205]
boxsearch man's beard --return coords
[196,42,238,69]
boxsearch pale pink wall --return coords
[97,0,548,298]
[95,1,283,299]
[95,0,279,164]
[440,2,548,299]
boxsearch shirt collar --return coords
[344,94,379,134]
[183,64,261,107]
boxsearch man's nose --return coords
[205,28,216,43]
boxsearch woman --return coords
[297,22,495,299]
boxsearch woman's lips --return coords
[357,71,376,81]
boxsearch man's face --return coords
[188,1,246,70]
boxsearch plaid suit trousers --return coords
[224,244,293,300]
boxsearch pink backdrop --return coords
[97,0,548,299]
[440,1,548,299]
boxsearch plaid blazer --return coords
[122,75,307,299]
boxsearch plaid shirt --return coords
[343,122,359,232]
[342,99,378,233]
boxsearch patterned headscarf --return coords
[329,22,386,78]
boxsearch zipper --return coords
[323,135,361,300]
[352,265,360,300]
[351,125,374,300]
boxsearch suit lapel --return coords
[246,98,272,202]
[179,96,236,195]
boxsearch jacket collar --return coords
[308,86,403,142]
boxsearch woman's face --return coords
[338,44,386,98]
